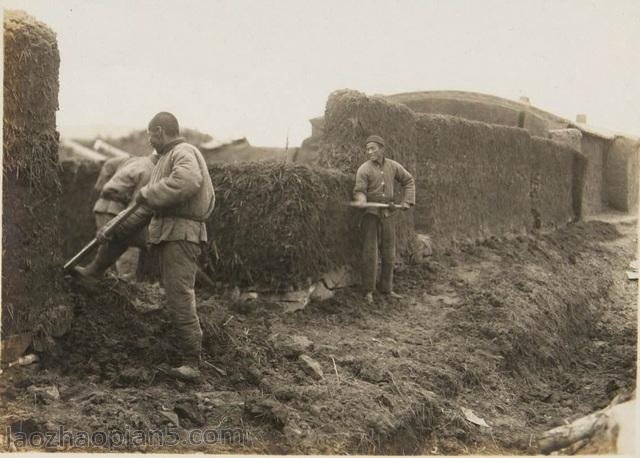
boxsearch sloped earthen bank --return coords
[1,219,635,455]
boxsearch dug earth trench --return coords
[0,219,636,454]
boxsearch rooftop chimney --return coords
[576,114,587,123]
[519,96,530,104]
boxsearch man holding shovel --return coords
[353,135,415,304]
[73,112,215,381]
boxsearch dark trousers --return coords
[361,213,396,293]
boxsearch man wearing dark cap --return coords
[75,112,215,381]
[353,135,415,304]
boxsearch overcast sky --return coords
[3,0,639,145]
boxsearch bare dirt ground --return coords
[0,219,636,454]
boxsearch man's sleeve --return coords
[101,164,139,202]
[141,149,203,209]
[353,164,368,200]
[395,162,416,205]
[94,158,124,193]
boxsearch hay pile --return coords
[2,10,63,335]
[205,161,359,289]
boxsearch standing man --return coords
[74,112,215,381]
[133,112,215,380]
[353,135,415,304]
[92,153,157,279]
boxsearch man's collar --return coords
[158,137,186,155]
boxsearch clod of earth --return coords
[245,398,289,429]
[298,355,324,380]
[26,385,60,404]
[272,334,314,358]
[174,400,206,427]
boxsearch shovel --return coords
[63,203,142,273]
[347,202,393,209]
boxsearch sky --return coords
[3,0,639,146]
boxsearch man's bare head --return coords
[147,112,180,150]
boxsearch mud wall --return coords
[580,133,608,216]
[302,90,585,252]
[397,96,549,136]
[413,115,583,246]
[414,115,532,239]
[386,91,572,136]
[604,137,640,213]
[59,161,102,258]
[532,137,582,227]
[2,11,63,335]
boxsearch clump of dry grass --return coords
[206,161,359,289]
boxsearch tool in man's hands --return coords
[348,201,409,211]
[348,201,391,208]
[62,202,142,273]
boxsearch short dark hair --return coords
[149,112,180,136]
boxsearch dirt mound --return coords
[44,279,170,379]
[2,219,633,454]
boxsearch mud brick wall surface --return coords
[59,161,101,258]
[532,137,584,228]
[388,93,551,136]
[414,114,534,244]
[414,115,584,248]
[2,10,63,335]
[605,137,640,212]
[579,134,608,216]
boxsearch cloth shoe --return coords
[71,265,102,290]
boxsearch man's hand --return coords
[96,225,113,243]
[134,190,148,205]
[400,202,411,211]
